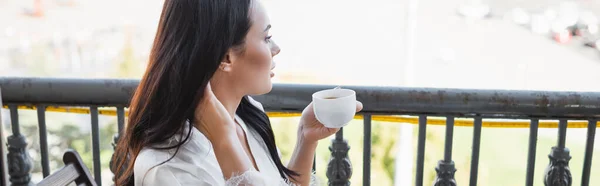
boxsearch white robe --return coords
[133,97,318,186]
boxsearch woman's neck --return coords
[210,81,243,120]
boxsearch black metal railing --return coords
[1,77,599,186]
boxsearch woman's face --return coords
[223,1,280,96]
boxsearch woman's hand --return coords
[297,101,363,144]
[193,83,255,179]
[286,101,363,185]
[193,83,237,142]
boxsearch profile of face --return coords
[214,1,280,96]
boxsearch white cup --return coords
[312,88,357,128]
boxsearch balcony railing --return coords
[1,77,599,186]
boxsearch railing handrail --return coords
[2,77,600,118]
[3,105,599,128]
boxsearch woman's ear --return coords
[219,52,234,72]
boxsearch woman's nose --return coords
[271,41,281,56]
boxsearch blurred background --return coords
[1,0,600,185]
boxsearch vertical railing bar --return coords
[327,127,351,185]
[433,116,457,185]
[90,107,102,185]
[469,116,482,186]
[116,107,125,133]
[525,119,539,186]
[558,120,567,148]
[415,115,427,186]
[9,105,20,135]
[363,114,372,186]
[581,120,596,186]
[110,106,126,185]
[544,119,572,185]
[444,116,455,162]
[7,104,33,185]
[36,105,50,177]
[335,127,343,140]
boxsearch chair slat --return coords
[37,149,97,186]
[37,164,79,186]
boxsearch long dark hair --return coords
[111,0,297,185]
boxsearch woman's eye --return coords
[265,35,272,42]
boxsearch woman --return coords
[111,0,362,185]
